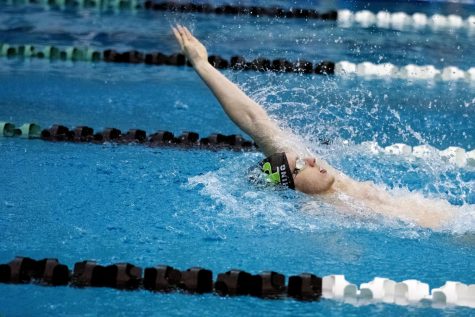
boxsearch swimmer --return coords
[172,25,455,229]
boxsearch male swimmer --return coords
[172,25,455,229]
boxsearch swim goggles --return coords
[293,157,308,175]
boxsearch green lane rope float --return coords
[41,46,61,59]
[0,44,17,57]
[0,122,22,137]
[64,47,84,60]
[0,122,41,139]
[0,256,474,308]
[17,44,35,58]
[2,0,116,9]
[19,123,42,139]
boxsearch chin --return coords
[312,175,335,194]
[297,179,334,195]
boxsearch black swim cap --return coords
[259,152,295,189]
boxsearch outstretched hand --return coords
[172,25,208,66]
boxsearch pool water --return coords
[1,1,475,316]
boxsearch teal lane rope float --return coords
[19,123,42,139]
[0,44,102,62]
[0,0,140,10]
[2,42,475,81]
[0,256,474,308]
[0,122,36,138]
[1,122,20,137]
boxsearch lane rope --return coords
[0,256,474,308]
[0,122,257,151]
[3,0,475,35]
[0,0,338,20]
[0,43,336,75]
[2,122,474,169]
[1,43,475,82]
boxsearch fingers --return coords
[176,25,195,42]
[172,26,180,40]
[173,24,200,55]
[172,27,184,51]
[173,25,192,53]
[179,26,189,42]
[182,26,194,41]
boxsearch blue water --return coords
[1,1,475,316]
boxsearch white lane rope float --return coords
[359,142,475,169]
[323,275,475,308]
[335,61,475,82]
[338,9,475,32]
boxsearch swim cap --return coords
[259,152,295,189]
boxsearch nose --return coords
[305,157,316,167]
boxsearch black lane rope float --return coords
[0,256,323,301]
[1,0,339,21]
[0,43,336,75]
[0,122,258,151]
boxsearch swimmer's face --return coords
[289,156,335,194]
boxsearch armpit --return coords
[251,119,291,156]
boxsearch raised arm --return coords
[172,25,285,156]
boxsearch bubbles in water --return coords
[174,100,189,110]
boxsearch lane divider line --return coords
[2,121,474,168]
[3,0,475,35]
[0,122,257,151]
[0,256,474,308]
[2,43,475,82]
[0,0,338,20]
